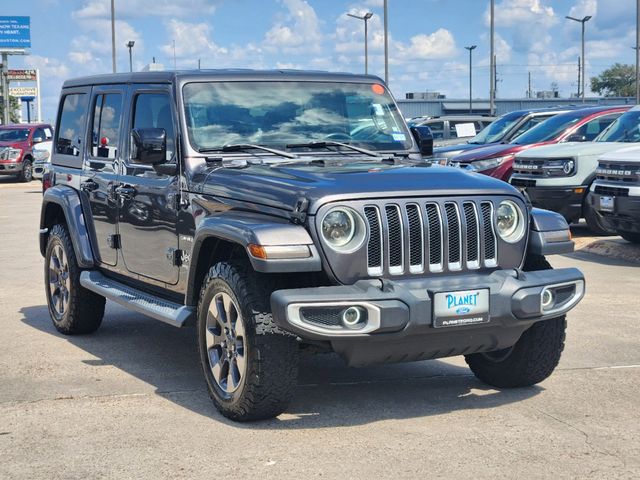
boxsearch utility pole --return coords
[465,45,477,114]
[489,0,495,115]
[577,57,581,97]
[383,0,389,85]
[528,72,531,98]
[1,53,9,125]
[36,68,41,122]
[493,55,498,98]
[566,15,592,102]
[636,0,640,103]
[126,41,135,72]
[110,0,116,73]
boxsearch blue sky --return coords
[5,0,638,122]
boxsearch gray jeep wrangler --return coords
[40,70,584,421]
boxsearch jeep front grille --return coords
[363,200,497,276]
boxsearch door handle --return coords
[80,179,99,192]
[115,185,137,200]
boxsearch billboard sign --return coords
[0,16,31,50]
[9,86,37,97]
[8,69,37,81]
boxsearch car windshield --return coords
[0,128,30,141]
[595,109,640,142]
[470,112,523,144]
[182,81,413,153]
[511,111,589,145]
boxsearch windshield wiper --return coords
[286,141,380,158]
[198,144,297,159]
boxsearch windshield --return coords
[596,109,640,143]
[182,81,412,152]
[0,128,30,142]
[471,112,523,144]
[511,111,589,145]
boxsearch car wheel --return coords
[620,231,640,244]
[18,159,33,183]
[584,201,613,236]
[464,254,566,387]
[45,224,106,334]
[197,261,299,421]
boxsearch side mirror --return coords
[33,136,44,144]
[410,125,434,157]
[130,128,167,165]
[565,133,587,142]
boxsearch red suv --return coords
[451,106,630,181]
[0,123,54,182]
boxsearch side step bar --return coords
[80,271,195,327]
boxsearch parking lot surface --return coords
[1,178,639,479]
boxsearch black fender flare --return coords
[40,185,95,268]
[185,212,322,304]
[527,208,574,256]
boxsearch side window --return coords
[56,93,89,156]
[512,115,551,138]
[91,93,122,159]
[573,113,620,141]
[33,128,46,142]
[426,121,444,139]
[132,93,175,161]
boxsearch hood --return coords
[433,142,494,155]
[598,144,640,163]
[199,158,520,214]
[515,142,628,159]
[453,143,531,162]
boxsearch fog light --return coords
[342,306,365,329]
[541,289,554,309]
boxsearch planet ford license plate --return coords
[433,289,490,328]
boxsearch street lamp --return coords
[110,0,116,73]
[566,15,592,102]
[126,40,135,73]
[346,12,374,74]
[464,45,477,114]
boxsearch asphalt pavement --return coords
[1,177,639,479]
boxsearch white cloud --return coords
[73,0,219,19]
[23,55,70,79]
[161,19,227,61]
[397,29,457,61]
[264,0,323,53]
[486,0,557,28]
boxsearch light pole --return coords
[566,15,592,102]
[383,0,388,85]
[636,0,640,103]
[126,41,135,73]
[346,12,373,74]
[489,0,495,115]
[465,45,477,114]
[111,0,116,73]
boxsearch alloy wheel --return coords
[48,244,70,317]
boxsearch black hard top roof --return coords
[62,69,383,88]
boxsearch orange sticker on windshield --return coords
[371,84,385,95]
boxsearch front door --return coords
[117,86,180,285]
[80,86,126,267]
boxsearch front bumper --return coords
[32,161,49,180]
[0,161,21,175]
[589,190,640,234]
[511,181,587,223]
[271,268,585,367]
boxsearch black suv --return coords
[40,71,585,421]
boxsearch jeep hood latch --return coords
[290,197,309,224]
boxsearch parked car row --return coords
[0,123,54,182]
[425,104,640,240]
[408,115,496,147]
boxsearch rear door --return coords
[80,85,126,267]
[117,85,180,285]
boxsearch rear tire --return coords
[620,232,640,244]
[464,254,566,387]
[45,224,105,334]
[197,261,299,421]
[584,201,613,236]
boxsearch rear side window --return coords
[56,93,89,156]
[573,113,621,141]
[426,121,444,139]
[91,93,123,159]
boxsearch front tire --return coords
[197,261,299,421]
[18,159,33,183]
[45,224,105,334]
[464,254,566,388]
[620,231,640,244]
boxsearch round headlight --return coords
[496,200,525,243]
[321,207,365,251]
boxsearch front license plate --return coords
[433,289,490,328]
[599,195,614,212]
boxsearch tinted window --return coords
[511,111,592,145]
[91,94,122,159]
[470,111,524,144]
[132,93,175,161]
[426,121,445,139]
[0,128,30,141]
[33,128,46,142]
[572,113,621,141]
[56,94,88,156]
[596,109,640,142]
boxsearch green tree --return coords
[0,96,21,123]
[590,63,636,97]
